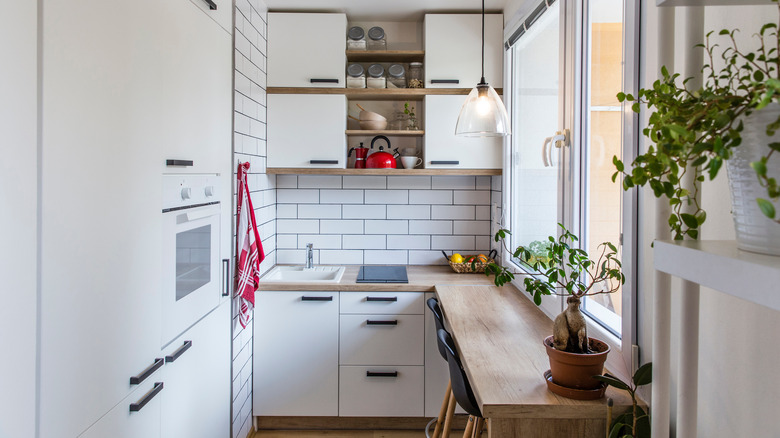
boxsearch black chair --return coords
[438,328,485,438]
[426,297,454,438]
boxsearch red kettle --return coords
[366,135,399,169]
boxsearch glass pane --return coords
[510,1,561,256]
[581,0,624,336]
[176,224,212,301]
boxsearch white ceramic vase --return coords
[726,103,780,255]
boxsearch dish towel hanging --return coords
[236,162,265,328]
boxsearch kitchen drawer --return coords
[340,314,424,366]
[339,366,425,417]
[340,291,424,315]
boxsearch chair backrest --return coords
[426,297,448,360]
[437,329,482,418]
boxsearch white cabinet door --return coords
[424,14,503,89]
[254,291,340,416]
[424,95,503,169]
[267,94,347,168]
[188,0,233,34]
[340,366,425,417]
[340,314,424,366]
[161,302,230,438]
[268,13,346,87]
[79,379,162,438]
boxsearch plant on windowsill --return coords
[484,224,625,399]
[595,362,652,438]
[613,3,780,255]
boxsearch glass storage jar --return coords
[387,64,406,88]
[367,26,387,50]
[346,63,366,88]
[347,26,366,50]
[407,62,423,88]
[390,111,408,130]
[366,64,386,88]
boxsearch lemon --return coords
[451,253,464,263]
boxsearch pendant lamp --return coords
[455,0,510,137]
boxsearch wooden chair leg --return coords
[473,417,484,438]
[462,416,475,438]
[440,389,457,438]
[432,380,452,438]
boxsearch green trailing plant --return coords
[403,101,418,130]
[594,363,652,438]
[614,3,780,240]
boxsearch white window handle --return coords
[542,131,569,168]
[542,136,553,167]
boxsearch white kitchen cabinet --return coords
[424,95,503,169]
[161,301,230,438]
[267,94,347,168]
[340,314,424,366]
[254,291,340,416]
[339,366,425,417]
[78,379,163,438]
[268,13,347,88]
[340,291,424,315]
[188,0,233,34]
[424,14,503,89]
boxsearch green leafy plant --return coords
[403,101,418,130]
[594,363,652,438]
[614,4,780,239]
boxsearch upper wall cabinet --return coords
[268,13,347,88]
[188,0,232,34]
[424,14,503,89]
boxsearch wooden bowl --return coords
[359,110,386,121]
[359,120,388,130]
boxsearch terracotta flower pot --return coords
[544,336,610,390]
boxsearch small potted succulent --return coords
[486,224,624,398]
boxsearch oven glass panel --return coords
[175,224,212,301]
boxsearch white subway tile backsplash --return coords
[276,174,297,188]
[475,236,492,252]
[431,205,475,220]
[275,234,297,249]
[297,204,342,219]
[491,175,502,191]
[321,220,364,234]
[364,250,408,265]
[320,250,364,265]
[365,190,408,204]
[387,235,431,250]
[321,189,363,204]
[409,190,453,205]
[476,205,490,220]
[365,220,408,235]
[298,175,342,189]
[431,235,476,251]
[387,205,430,220]
[453,220,491,236]
[386,176,432,189]
[277,189,318,204]
[343,204,386,219]
[432,176,475,190]
[343,175,387,189]
[276,219,318,234]
[476,176,492,190]
[409,250,449,265]
[343,234,386,250]
[454,190,491,205]
[409,220,453,235]
[276,249,320,265]
[276,204,297,219]
[297,234,342,249]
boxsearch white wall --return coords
[0,2,38,438]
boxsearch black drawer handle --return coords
[202,0,217,10]
[431,79,460,84]
[366,296,398,302]
[129,382,164,412]
[222,259,230,297]
[367,371,398,377]
[302,296,333,301]
[310,160,339,165]
[166,159,194,167]
[430,161,460,165]
[310,79,340,84]
[130,358,164,385]
[367,319,398,326]
[165,340,193,363]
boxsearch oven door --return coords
[161,202,221,346]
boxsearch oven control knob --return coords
[180,187,192,200]
[204,186,214,197]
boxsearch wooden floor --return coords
[253,431,467,438]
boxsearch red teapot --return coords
[366,135,399,169]
[348,142,369,168]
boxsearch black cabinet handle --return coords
[367,319,398,326]
[129,382,164,412]
[165,340,193,363]
[130,358,164,385]
[310,160,339,165]
[202,0,217,10]
[366,371,398,377]
[302,296,333,301]
[222,259,230,297]
[166,159,194,167]
[430,161,460,165]
[310,79,339,84]
[431,79,460,84]
[366,296,398,302]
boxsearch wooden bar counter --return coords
[435,285,632,437]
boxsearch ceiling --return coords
[263,0,511,21]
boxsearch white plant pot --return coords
[726,103,780,256]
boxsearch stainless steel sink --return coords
[259,266,345,283]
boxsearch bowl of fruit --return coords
[442,250,497,273]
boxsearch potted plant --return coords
[485,224,624,398]
[595,363,652,438]
[613,5,780,254]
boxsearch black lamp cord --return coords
[480,0,486,85]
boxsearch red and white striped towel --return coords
[235,162,265,328]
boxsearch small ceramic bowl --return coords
[359,110,386,121]
[359,120,388,130]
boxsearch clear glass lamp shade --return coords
[455,83,511,137]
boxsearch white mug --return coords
[401,156,422,169]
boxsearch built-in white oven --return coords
[161,174,225,346]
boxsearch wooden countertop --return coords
[434,285,632,420]
[258,265,497,291]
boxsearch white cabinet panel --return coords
[254,291,339,416]
[340,291,424,315]
[188,0,233,34]
[424,14,503,89]
[268,94,347,168]
[268,13,346,87]
[424,95,503,169]
[339,366,424,417]
[340,314,424,366]
[79,379,162,438]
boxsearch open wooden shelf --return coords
[266,168,502,176]
[346,50,425,62]
[268,87,501,101]
[346,130,424,136]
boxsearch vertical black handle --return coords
[302,296,334,301]
[366,371,398,377]
[366,296,398,302]
[202,0,217,10]
[129,382,164,412]
[366,320,398,326]
[130,358,164,385]
[222,259,230,297]
[165,340,193,363]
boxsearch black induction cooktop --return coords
[356,266,409,283]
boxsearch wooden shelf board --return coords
[346,50,425,62]
[345,130,424,136]
[657,0,771,5]
[266,167,502,176]
[268,87,502,101]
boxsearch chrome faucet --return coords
[305,243,314,269]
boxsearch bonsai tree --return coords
[486,224,624,354]
[613,4,780,239]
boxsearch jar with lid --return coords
[367,26,387,50]
[387,64,406,89]
[346,26,366,50]
[407,62,424,88]
[366,64,386,89]
[390,111,408,130]
[346,64,366,89]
